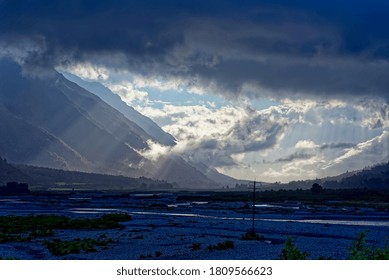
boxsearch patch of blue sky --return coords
[249,98,279,110]
[141,87,229,108]
[141,86,279,112]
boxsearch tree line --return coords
[0,182,30,195]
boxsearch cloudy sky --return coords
[1,0,389,182]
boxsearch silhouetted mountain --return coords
[274,161,389,190]
[324,162,389,189]
[61,72,224,188]
[15,164,173,191]
[62,72,176,146]
[0,59,148,176]
[0,59,221,188]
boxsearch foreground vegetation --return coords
[0,213,131,234]
[0,214,131,244]
[0,212,387,259]
[278,233,389,260]
[44,236,115,256]
[348,232,389,260]
[279,238,309,260]
[206,240,234,251]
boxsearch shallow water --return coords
[1,193,389,260]
[64,207,389,228]
[1,194,389,229]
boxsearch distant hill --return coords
[0,161,173,191]
[0,157,30,185]
[322,162,389,189]
[274,161,389,190]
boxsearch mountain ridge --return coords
[272,161,389,190]
[61,72,176,146]
[0,59,225,188]
[0,59,145,176]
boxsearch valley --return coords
[1,190,388,260]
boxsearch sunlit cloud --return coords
[60,63,110,81]
[106,82,149,104]
[134,97,389,182]
[295,140,319,149]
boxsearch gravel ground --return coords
[1,193,388,260]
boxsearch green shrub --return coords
[279,237,308,260]
[191,243,201,251]
[206,240,234,251]
[0,214,132,235]
[155,251,162,257]
[241,231,265,241]
[349,231,389,260]
[44,236,114,256]
[349,231,371,260]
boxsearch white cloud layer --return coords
[60,63,389,183]
[138,96,389,182]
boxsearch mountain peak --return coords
[0,59,224,189]
[61,72,176,146]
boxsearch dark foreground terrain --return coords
[0,191,388,260]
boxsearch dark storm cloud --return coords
[320,142,355,150]
[2,0,389,99]
[0,0,185,66]
[225,115,286,153]
[275,152,314,163]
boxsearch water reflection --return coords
[63,205,389,228]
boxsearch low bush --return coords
[155,251,162,257]
[279,237,308,260]
[206,240,234,251]
[191,243,201,251]
[241,231,265,241]
[0,214,131,238]
[349,231,389,260]
[44,236,114,256]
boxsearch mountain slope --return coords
[62,72,234,188]
[0,59,222,188]
[152,156,219,189]
[61,72,176,146]
[61,71,227,188]
[0,59,151,176]
[189,161,241,187]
